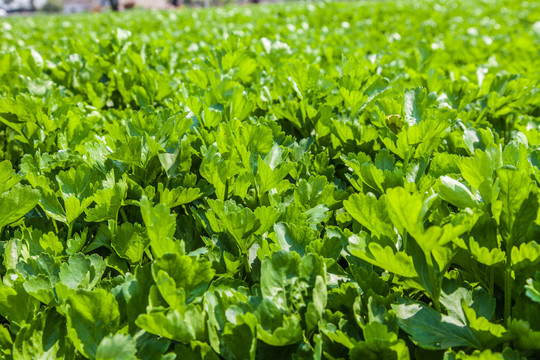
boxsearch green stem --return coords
[67,225,73,241]
[224,177,229,201]
[403,151,410,175]
[489,267,495,295]
[504,269,512,323]
[111,214,119,236]
[402,232,408,251]
[120,208,129,223]
[243,252,251,280]
[425,252,441,312]
[504,244,513,324]
[145,249,154,261]
[52,219,59,234]
[255,185,261,207]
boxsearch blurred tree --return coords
[42,0,62,11]
[1,0,37,10]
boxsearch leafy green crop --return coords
[1,0,540,358]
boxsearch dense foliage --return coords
[1,0,540,358]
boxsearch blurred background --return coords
[0,0,278,14]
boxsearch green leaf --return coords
[511,241,540,271]
[135,306,205,343]
[385,187,424,237]
[174,341,220,360]
[39,187,67,224]
[260,250,301,311]
[525,272,540,303]
[160,186,202,208]
[344,193,395,239]
[65,195,93,225]
[22,274,56,305]
[392,299,481,350]
[204,287,254,358]
[293,175,337,210]
[299,253,327,332]
[119,265,153,329]
[254,206,281,235]
[67,229,88,256]
[349,322,410,360]
[58,253,106,291]
[207,199,260,253]
[0,160,24,193]
[140,196,180,258]
[459,146,502,204]
[273,223,318,256]
[134,331,171,360]
[0,185,40,231]
[438,176,479,209]
[56,164,100,200]
[440,280,495,323]
[96,333,137,360]
[13,309,67,360]
[112,222,150,263]
[255,299,303,346]
[152,253,215,304]
[462,305,509,348]
[158,139,192,178]
[199,144,228,200]
[153,270,186,312]
[350,242,418,278]
[0,280,39,326]
[443,349,524,360]
[0,324,12,357]
[64,289,120,359]
[507,319,540,351]
[462,127,496,155]
[230,87,254,121]
[85,179,127,223]
[108,136,143,167]
[39,231,64,257]
[257,156,291,195]
[221,322,257,360]
[342,152,394,195]
[306,227,343,261]
[242,124,275,157]
[403,87,438,126]
[497,167,534,242]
